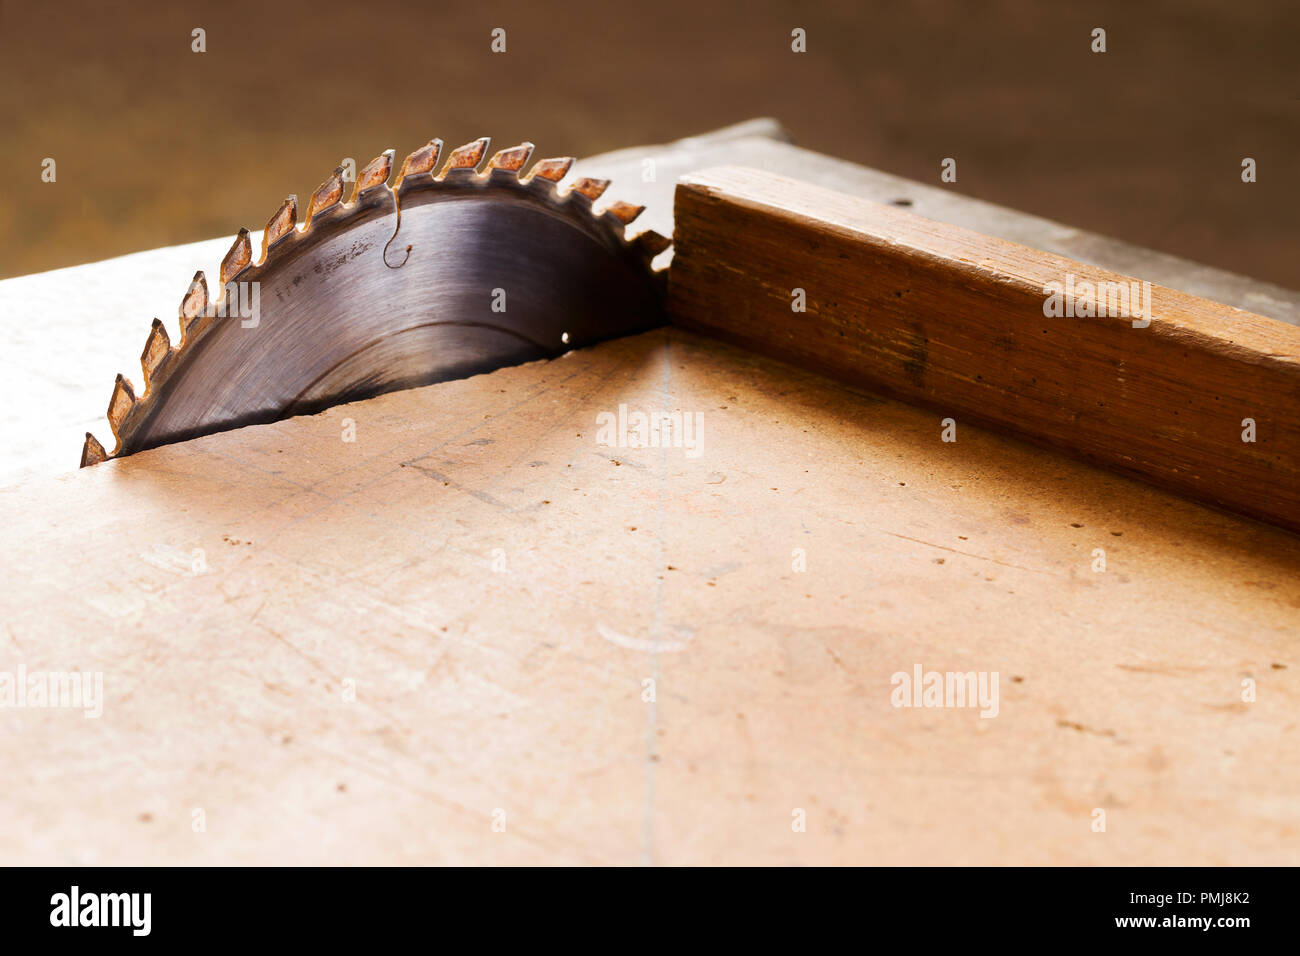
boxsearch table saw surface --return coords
[1,328,1296,865]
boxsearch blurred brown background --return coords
[1,0,1295,285]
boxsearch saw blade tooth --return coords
[634,229,673,257]
[568,177,611,205]
[486,142,535,176]
[179,271,209,343]
[438,137,490,178]
[602,200,645,226]
[263,195,298,256]
[140,318,172,386]
[80,432,108,468]
[107,373,137,441]
[524,156,575,184]
[352,149,395,201]
[396,139,443,186]
[220,228,253,286]
[306,165,347,224]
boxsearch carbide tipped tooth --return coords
[306,165,346,223]
[439,137,490,177]
[80,432,107,468]
[525,156,574,184]
[220,228,253,285]
[352,149,395,200]
[397,139,443,185]
[486,142,535,176]
[140,318,172,385]
[603,200,645,226]
[634,230,673,257]
[569,177,611,203]
[179,271,209,342]
[263,195,298,252]
[107,374,137,440]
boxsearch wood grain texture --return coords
[668,167,1300,535]
[1,330,1298,865]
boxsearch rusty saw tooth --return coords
[601,200,645,226]
[349,149,394,203]
[80,432,108,468]
[305,164,347,225]
[567,177,611,209]
[220,228,253,286]
[262,195,298,259]
[438,137,490,179]
[395,138,443,189]
[633,229,673,259]
[140,318,173,388]
[485,142,535,179]
[106,373,137,444]
[523,156,574,185]
[179,271,209,344]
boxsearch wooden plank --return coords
[1,329,1298,864]
[668,166,1300,535]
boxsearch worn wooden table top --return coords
[1,328,1296,865]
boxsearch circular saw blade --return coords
[82,137,672,465]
